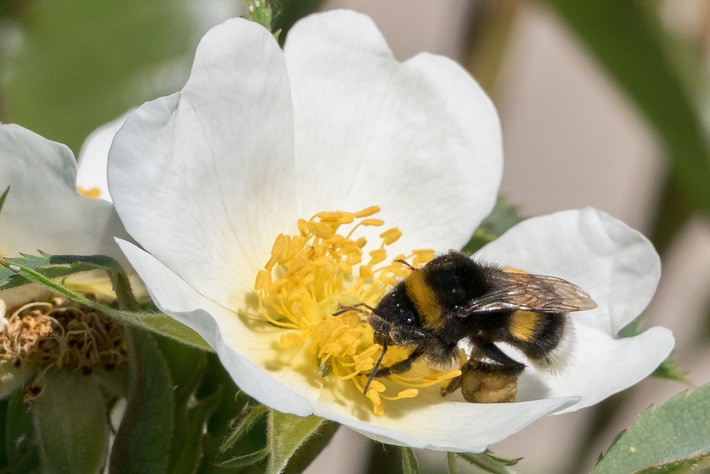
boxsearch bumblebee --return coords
[355,250,597,403]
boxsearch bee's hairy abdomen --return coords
[505,310,566,361]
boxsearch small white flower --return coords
[0,124,131,305]
[0,124,134,391]
[107,11,673,452]
[0,124,128,259]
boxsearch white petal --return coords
[519,325,673,414]
[475,208,660,334]
[316,390,578,452]
[285,10,502,254]
[0,124,129,262]
[116,239,319,416]
[109,19,297,311]
[77,113,130,203]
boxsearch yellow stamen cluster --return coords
[0,296,126,379]
[254,206,461,415]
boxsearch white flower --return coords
[0,124,128,259]
[0,124,133,392]
[0,124,131,306]
[107,11,673,452]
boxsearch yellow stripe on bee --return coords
[508,311,540,342]
[404,270,444,331]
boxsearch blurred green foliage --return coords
[546,0,710,218]
[3,0,198,152]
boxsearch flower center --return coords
[0,296,126,378]
[254,206,461,415]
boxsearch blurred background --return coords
[2,0,709,472]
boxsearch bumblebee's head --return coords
[373,283,419,327]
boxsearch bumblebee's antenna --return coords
[364,339,388,394]
[395,259,416,271]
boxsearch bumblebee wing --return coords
[460,270,597,315]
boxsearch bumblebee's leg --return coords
[442,359,522,403]
[478,342,525,374]
[333,303,375,316]
[442,343,524,399]
[361,313,440,393]
[460,361,520,403]
[442,371,463,396]
[363,345,425,394]
[363,339,388,394]
[371,345,425,378]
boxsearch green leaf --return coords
[618,316,641,338]
[171,388,223,474]
[158,335,208,392]
[281,420,338,474]
[483,450,521,467]
[266,412,330,474]
[109,328,175,473]
[0,397,7,469]
[221,403,269,454]
[458,450,519,474]
[217,409,332,472]
[2,252,141,311]
[134,312,210,351]
[652,358,689,385]
[447,452,459,473]
[544,0,710,216]
[32,371,109,473]
[462,196,524,254]
[0,186,9,217]
[275,0,324,41]
[217,448,269,470]
[400,447,419,474]
[593,383,710,473]
[0,257,211,350]
[246,0,275,30]
[3,390,40,472]
[0,253,105,291]
[157,338,217,474]
[197,354,265,473]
